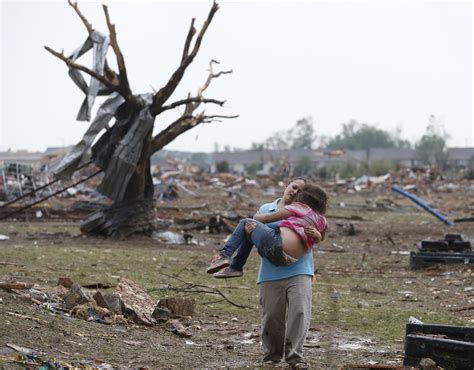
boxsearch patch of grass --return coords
[312,251,468,342]
[0,242,263,322]
[1,222,80,234]
[1,224,470,349]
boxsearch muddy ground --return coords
[0,181,473,368]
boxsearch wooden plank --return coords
[114,277,156,326]
[0,281,33,290]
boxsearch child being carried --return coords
[206,183,328,277]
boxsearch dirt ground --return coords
[0,179,473,368]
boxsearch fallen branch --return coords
[158,203,208,211]
[0,282,33,290]
[0,261,25,267]
[450,304,474,312]
[158,272,249,309]
[173,256,200,278]
[6,311,48,325]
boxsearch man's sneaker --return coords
[213,266,243,278]
[206,254,230,274]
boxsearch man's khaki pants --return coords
[259,275,312,365]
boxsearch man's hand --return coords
[304,226,322,243]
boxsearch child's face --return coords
[282,179,304,205]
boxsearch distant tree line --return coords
[205,114,474,179]
[239,115,451,167]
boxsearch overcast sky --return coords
[1,0,472,153]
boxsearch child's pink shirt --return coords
[279,202,328,250]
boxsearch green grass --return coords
[1,204,471,348]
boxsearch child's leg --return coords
[249,222,293,266]
[229,222,255,271]
[208,218,254,274]
[219,218,253,258]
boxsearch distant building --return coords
[364,148,418,167]
[212,147,424,175]
[0,150,43,166]
[447,147,474,167]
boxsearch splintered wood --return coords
[114,277,156,326]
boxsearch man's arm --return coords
[254,208,292,223]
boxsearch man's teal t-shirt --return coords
[257,199,314,284]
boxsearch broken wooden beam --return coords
[114,277,156,326]
[0,281,34,290]
[156,297,195,317]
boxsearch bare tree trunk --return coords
[82,131,155,237]
[80,198,157,239]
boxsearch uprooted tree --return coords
[46,1,236,238]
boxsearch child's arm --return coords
[254,208,292,223]
[304,226,322,243]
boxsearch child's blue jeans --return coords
[220,218,291,269]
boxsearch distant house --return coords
[212,148,363,174]
[447,147,474,167]
[0,150,43,166]
[43,147,72,161]
[365,148,418,167]
[210,147,425,174]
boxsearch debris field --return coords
[1,171,473,368]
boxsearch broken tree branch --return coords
[0,261,25,267]
[102,4,134,101]
[44,46,118,91]
[6,311,48,325]
[151,1,219,114]
[150,58,236,153]
[68,0,93,34]
[187,1,219,61]
[182,19,196,63]
[198,60,232,97]
[150,112,237,153]
[160,97,226,113]
[158,272,249,309]
[67,0,117,81]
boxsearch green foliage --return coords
[314,160,393,179]
[327,119,399,150]
[215,160,230,173]
[392,125,412,149]
[264,131,291,151]
[369,160,394,176]
[244,162,262,176]
[289,117,316,149]
[251,118,412,153]
[263,116,318,150]
[415,124,448,166]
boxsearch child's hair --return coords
[295,184,328,214]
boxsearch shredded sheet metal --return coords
[54,31,155,203]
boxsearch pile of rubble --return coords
[0,277,195,338]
